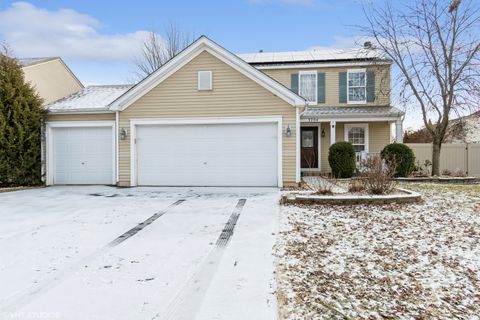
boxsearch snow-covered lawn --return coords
[277,183,480,319]
[0,186,280,320]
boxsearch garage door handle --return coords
[81,162,85,165]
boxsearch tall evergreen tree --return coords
[0,54,46,186]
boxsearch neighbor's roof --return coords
[238,48,388,65]
[18,57,59,67]
[302,106,404,119]
[46,85,133,113]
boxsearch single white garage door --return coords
[136,123,278,186]
[53,126,113,185]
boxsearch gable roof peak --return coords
[109,36,305,111]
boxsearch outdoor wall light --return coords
[321,129,326,138]
[285,125,292,137]
[120,128,128,140]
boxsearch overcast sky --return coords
[0,0,426,128]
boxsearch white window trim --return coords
[197,70,212,91]
[344,123,369,153]
[45,121,116,186]
[347,68,367,105]
[299,70,317,105]
[129,116,283,188]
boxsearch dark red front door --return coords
[301,127,318,168]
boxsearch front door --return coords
[301,127,318,168]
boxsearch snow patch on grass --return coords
[276,183,480,319]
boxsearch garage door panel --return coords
[53,126,113,185]
[136,123,278,186]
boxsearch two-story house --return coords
[239,47,404,174]
[42,36,403,187]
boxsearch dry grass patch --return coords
[276,183,480,319]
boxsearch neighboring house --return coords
[19,57,83,104]
[43,36,404,187]
[404,111,480,144]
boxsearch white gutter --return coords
[47,110,115,115]
[254,60,392,70]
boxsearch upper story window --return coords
[299,71,317,104]
[198,71,212,90]
[347,69,366,104]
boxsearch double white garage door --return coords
[50,122,279,187]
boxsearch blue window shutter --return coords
[366,71,375,102]
[339,72,347,103]
[291,73,299,94]
[317,72,325,104]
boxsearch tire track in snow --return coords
[0,199,185,313]
[157,199,246,320]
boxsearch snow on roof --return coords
[238,48,387,64]
[46,85,133,113]
[303,106,404,118]
[18,57,59,67]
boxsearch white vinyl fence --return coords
[406,143,480,177]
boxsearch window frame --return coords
[344,123,369,153]
[347,68,367,104]
[197,70,213,91]
[298,70,317,105]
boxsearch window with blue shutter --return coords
[291,73,299,94]
[339,72,347,103]
[317,72,325,104]
[366,71,375,102]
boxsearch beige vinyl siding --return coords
[23,59,83,104]
[47,113,115,122]
[318,121,391,172]
[263,65,390,107]
[118,51,297,186]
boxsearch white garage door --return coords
[53,126,114,185]
[136,123,278,186]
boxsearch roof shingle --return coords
[46,85,133,113]
[18,57,59,67]
[302,106,404,118]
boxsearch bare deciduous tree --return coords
[133,24,194,80]
[362,0,480,175]
[0,40,13,57]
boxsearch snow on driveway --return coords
[0,186,279,320]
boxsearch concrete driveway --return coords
[0,186,280,320]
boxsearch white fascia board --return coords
[46,120,115,127]
[254,60,391,70]
[110,36,306,111]
[301,116,402,122]
[130,115,283,126]
[47,110,115,115]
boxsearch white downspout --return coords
[115,111,119,185]
[296,104,308,184]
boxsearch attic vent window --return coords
[198,71,212,91]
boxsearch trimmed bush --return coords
[328,142,356,178]
[380,143,415,177]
